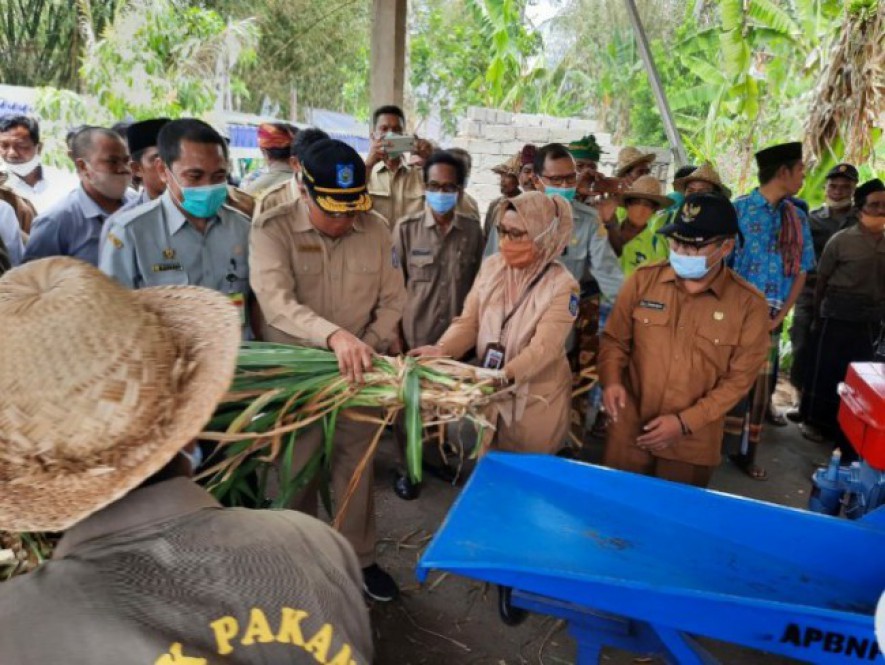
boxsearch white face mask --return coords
[5,153,41,178]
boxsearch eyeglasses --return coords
[540,172,577,187]
[668,238,723,255]
[496,224,528,241]
[863,202,885,214]
[425,182,460,194]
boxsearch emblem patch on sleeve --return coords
[392,247,400,269]
[107,231,124,249]
[569,292,579,317]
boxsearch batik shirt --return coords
[730,188,815,310]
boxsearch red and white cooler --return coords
[838,362,885,470]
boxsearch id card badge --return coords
[481,342,506,370]
[228,292,246,326]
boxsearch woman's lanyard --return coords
[497,263,553,344]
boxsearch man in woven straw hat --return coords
[615,146,657,184]
[607,174,673,277]
[483,152,522,237]
[0,258,373,665]
[673,161,732,199]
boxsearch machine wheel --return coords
[498,585,528,626]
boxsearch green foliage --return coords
[204,0,372,121]
[78,0,258,120]
[409,0,599,132]
[0,0,118,89]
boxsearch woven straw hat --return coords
[615,146,656,178]
[673,161,732,198]
[492,153,521,177]
[0,258,241,532]
[619,174,671,208]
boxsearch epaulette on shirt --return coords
[254,199,299,229]
[256,180,286,203]
[111,197,164,229]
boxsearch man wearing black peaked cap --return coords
[787,162,860,428]
[599,193,770,488]
[250,138,407,603]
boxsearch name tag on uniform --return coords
[639,299,665,311]
[411,248,432,256]
[296,244,322,253]
[151,262,183,273]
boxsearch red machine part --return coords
[838,363,885,471]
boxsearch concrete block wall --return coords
[449,106,671,220]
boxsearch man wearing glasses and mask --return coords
[600,193,770,488]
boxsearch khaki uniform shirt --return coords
[251,198,406,350]
[253,178,300,222]
[367,160,425,227]
[458,192,480,220]
[599,262,770,465]
[227,186,255,218]
[241,162,294,197]
[393,208,484,349]
[0,478,373,665]
[817,225,885,319]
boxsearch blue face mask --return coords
[545,185,577,202]
[169,170,228,218]
[670,250,711,280]
[426,191,459,214]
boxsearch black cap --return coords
[755,142,802,170]
[126,118,170,156]
[659,192,741,244]
[825,163,859,182]
[301,139,371,214]
[855,178,885,209]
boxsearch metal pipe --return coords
[623,0,688,167]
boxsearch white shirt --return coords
[0,199,24,266]
[5,165,79,214]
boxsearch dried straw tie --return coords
[0,258,241,532]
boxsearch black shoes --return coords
[362,563,399,602]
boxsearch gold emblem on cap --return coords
[714,311,724,321]
[682,203,701,223]
[839,165,847,172]
[163,248,176,260]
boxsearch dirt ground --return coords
[362,382,831,664]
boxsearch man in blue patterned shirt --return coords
[724,142,815,479]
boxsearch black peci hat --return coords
[301,139,372,214]
[755,142,802,170]
[659,192,741,244]
[126,118,171,156]
[825,163,859,182]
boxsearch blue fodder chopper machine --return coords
[417,362,885,663]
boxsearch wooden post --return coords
[370,0,407,112]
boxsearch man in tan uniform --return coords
[250,139,406,601]
[600,193,770,487]
[365,104,432,227]
[0,258,372,664]
[394,150,484,351]
[251,128,330,221]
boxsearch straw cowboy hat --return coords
[492,153,521,177]
[615,146,657,178]
[619,174,672,208]
[0,258,241,532]
[673,161,733,198]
